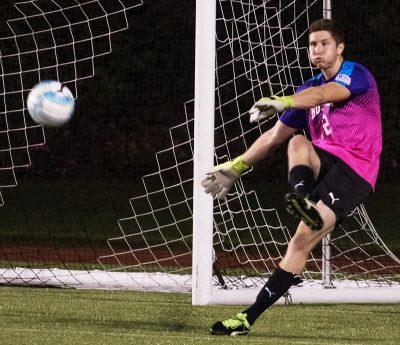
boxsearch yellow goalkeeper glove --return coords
[201,156,250,199]
[249,95,294,123]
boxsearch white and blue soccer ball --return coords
[27,80,75,127]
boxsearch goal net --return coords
[100,0,400,303]
[0,0,142,199]
[1,0,399,303]
[0,0,145,288]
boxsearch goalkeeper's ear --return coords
[337,42,344,55]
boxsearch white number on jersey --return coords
[322,114,332,136]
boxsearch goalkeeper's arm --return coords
[249,82,351,122]
[202,82,350,199]
[242,120,296,166]
[202,121,296,199]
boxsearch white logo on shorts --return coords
[329,192,340,205]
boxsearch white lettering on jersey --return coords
[335,74,351,85]
[311,105,321,119]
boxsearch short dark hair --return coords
[309,19,345,45]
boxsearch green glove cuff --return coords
[281,95,294,108]
[231,156,250,174]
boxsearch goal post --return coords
[192,0,216,305]
[321,0,333,288]
[191,0,400,305]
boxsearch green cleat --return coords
[210,312,251,336]
[285,191,324,231]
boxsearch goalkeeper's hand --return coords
[249,95,294,123]
[201,156,250,199]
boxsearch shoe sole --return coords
[210,329,249,336]
[285,193,323,231]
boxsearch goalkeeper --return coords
[202,18,382,336]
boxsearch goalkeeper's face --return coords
[309,30,344,70]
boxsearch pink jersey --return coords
[280,61,382,188]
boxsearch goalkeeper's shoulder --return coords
[296,73,323,93]
[306,73,324,85]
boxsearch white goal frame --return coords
[191,0,400,305]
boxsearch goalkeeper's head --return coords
[308,19,345,70]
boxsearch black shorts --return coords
[311,145,373,221]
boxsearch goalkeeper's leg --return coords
[286,134,321,197]
[241,202,336,322]
[210,155,373,335]
[210,201,336,336]
[285,135,331,230]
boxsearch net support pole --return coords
[322,235,333,286]
[192,0,216,305]
[321,0,333,287]
[323,0,332,19]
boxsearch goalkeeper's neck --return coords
[321,55,344,80]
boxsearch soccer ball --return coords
[27,80,75,127]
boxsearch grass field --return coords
[0,287,399,345]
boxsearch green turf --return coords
[0,287,399,345]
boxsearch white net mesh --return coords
[100,0,400,293]
[0,0,144,288]
[1,0,399,296]
[0,0,142,205]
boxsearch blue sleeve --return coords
[279,108,307,130]
[333,61,370,96]
[278,83,309,130]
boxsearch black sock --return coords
[242,267,295,325]
[289,165,315,197]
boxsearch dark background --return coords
[0,0,398,182]
[0,0,196,181]
[0,0,399,259]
